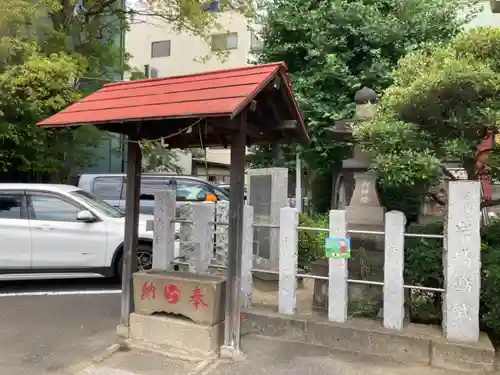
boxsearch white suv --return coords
[0,183,164,281]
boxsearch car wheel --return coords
[116,243,153,280]
[137,244,153,271]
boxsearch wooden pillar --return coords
[120,126,142,329]
[221,110,247,358]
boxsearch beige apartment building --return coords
[126,11,262,78]
[126,10,261,182]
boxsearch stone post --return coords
[191,202,215,274]
[179,203,194,269]
[179,202,215,274]
[241,205,254,308]
[444,181,481,342]
[383,211,406,330]
[278,207,298,315]
[151,190,176,271]
[213,201,229,266]
[328,209,348,323]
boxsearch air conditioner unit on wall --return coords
[491,0,500,13]
[144,65,160,79]
[150,67,159,78]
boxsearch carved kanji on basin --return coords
[133,271,226,326]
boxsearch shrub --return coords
[378,183,422,227]
[404,220,444,289]
[404,219,444,324]
[403,217,500,350]
[297,213,328,271]
[311,171,334,214]
[480,219,500,350]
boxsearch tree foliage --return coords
[354,27,500,206]
[140,142,184,173]
[0,0,257,181]
[252,0,478,173]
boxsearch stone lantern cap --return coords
[326,87,378,142]
[326,119,355,142]
[354,87,378,104]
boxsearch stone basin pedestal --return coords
[130,271,226,356]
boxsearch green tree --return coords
[140,142,184,173]
[354,27,500,208]
[251,0,479,206]
[0,0,258,182]
[127,68,183,174]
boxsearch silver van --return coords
[77,173,230,215]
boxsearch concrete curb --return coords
[242,309,495,373]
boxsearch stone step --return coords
[241,308,495,373]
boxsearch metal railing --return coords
[172,216,445,295]
[173,218,445,240]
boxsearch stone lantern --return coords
[312,87,386,313]
[328,87,385,232]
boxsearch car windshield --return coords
[70,190,125,218]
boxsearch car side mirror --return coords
[77,210,97,223]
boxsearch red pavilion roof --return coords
[37,62,306,140]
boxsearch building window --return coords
[250,30,264,52]
[211,32,238,52]
[151,40,171,58]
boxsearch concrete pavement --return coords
[209,335,469,375]
[74,349,205,375]
[73,335,479,375]
[0,278,487,375]
[0,279,121,375]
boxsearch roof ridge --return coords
[105,61,286,88]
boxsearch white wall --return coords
[173,150,193,175]
[465,1,500,28]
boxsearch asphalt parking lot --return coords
[0,278,122,375]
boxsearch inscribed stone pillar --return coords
[247,168,288,270]
[444,181,481,342]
